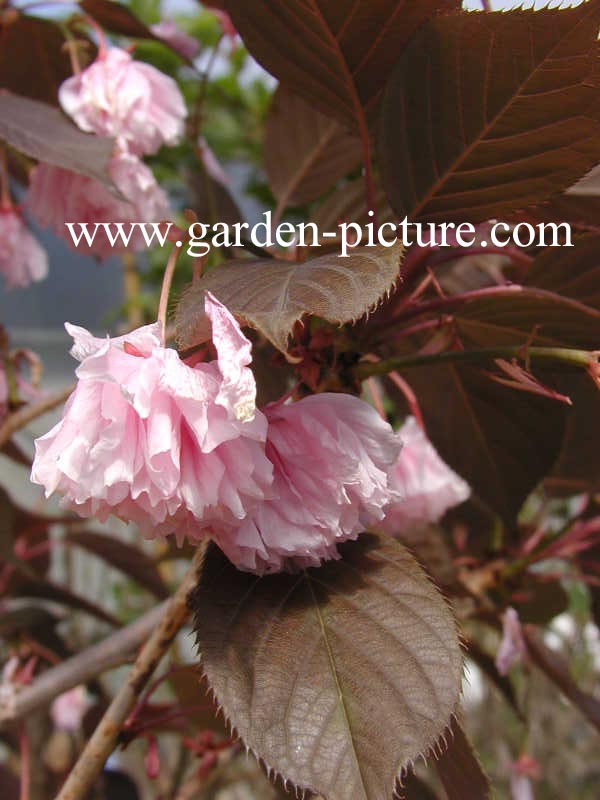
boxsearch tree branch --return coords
[55,544,207,800]
[353,346,595,380]
[0,602,168,727]
[0,385,74,449]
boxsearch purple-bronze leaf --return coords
[265,86,362,208]
[433,716,491,800]
[191,532,463,800]
[222,0,460,129]
[0,93,119,195]
[0,14,72,105]
[378,3,600,222]
[176,243,403,354]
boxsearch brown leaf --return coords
[176,243,403,353]
[525,234,600,310]
[547,374,600,496]
[311,175,396,249]
[223,0,460,129]
[0,93,119,195]
[191,533,463,800]
[0,13,72,105]
[378,4,600,222]
[445,287,600,351]
[399,363,567,525]
[434,717,491,800]
[79,0,196,63]
[80,0,157,39]
[265,86,361,208]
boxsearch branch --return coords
[0,602,167,727]
[353,346,595,380]
[0,385,74,449]
[55,544,207,800]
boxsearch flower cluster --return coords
[31,295,470,574]
[28,46,186,257]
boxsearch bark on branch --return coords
[54,544,207,800]
[0,601,167,727]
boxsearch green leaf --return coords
[191,533,463,800]
[223,0,460,129]
[0,93,119,195]
[378,3,600,222]
[265,86,361,208]
[176,243,403,353]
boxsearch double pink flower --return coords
[31,296,470,573]
[27,47,186,257]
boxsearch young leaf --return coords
[176,243,403,353]
[378,3,600,222]
[0,93,119,195]
[223,0,460,129]
[191,533,463,800]
[0,14,72,104]
[265,86,362,208]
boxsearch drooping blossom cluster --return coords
[212,393,402,572]
[31,294,471,573]
[28,155,169,260]
[58,47,186,157]
[31,293,273,543]
[27,45,187,257]
[380,415,470,535]
[0,207,48,290]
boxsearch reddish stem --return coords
[387,372,425,430]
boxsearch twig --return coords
[0,602,168,727]
[55,544,207,800]
[19,723,30,800]
[0,385,74,449]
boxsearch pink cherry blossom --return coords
[31,293,273,541]
[0,208,48,289]
[59,47,187,156]
[212,393,401,574]
[51,686,90,732]
[27,152,170,259]
[496,607,528,675]
[150,20,200,61]
[380,416,470,535]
